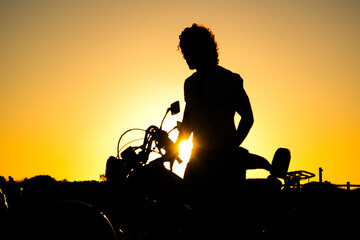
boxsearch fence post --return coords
[319,167,323,183]
[347,181,350,191]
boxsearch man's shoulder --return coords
[217,66,243,85]
[217,65,234,75]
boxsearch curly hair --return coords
[179,24,219,65]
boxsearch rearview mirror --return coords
[170,101,180,115]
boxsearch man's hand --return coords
[165,140,182,171]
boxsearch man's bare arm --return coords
[235,89,254,146]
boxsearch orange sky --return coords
[1,0,359,184]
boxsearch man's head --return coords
[179,24,219,70]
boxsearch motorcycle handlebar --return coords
[144,126,182,170]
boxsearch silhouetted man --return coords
[176,23,254,238]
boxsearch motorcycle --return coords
[103,101,188,239]
[101,101,310,239]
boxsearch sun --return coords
[178,138,193,163]
[171,136,193,178]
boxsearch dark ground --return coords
[1,175,360,239]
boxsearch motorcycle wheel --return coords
[25,200,117,240]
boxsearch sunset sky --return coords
[1,0,359,184]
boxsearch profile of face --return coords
[182,49,208,70]
[183,52,201,70]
